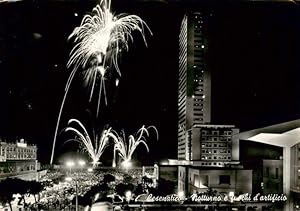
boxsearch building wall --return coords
[178,166,187,193]
[0,140,39,178]
[187,168,252,195]
[0,140,37,161]
[0,160,38,175]
[178,12,211,160]
[291,143,300,192]
[178,14,188,160]
[189,125,239,167]
[236,170,253,195]
[262,159,283,194]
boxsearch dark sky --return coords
[0,0,300,164]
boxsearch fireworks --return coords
[66,0,152,109]
[112,125,158,168]
[64,119,118,166]
[50,0,152,164]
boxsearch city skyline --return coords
[0,0,300,163]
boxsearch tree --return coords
[0,178,18,211]
[123,174,133,184]
[103,174,115,184]
[27,181,44,203]
[157,178,176,195]
[115,183,135,197]
[134,183,145,196]
[13,179,29,205]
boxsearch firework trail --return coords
[63,119,119,167]
[112,125,158,168]
[50,0,152,164]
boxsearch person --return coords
[114,205,122,211]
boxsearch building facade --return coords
[178,166,252,196]
[178,12,211,160]
[189,125,239,167]
[173,11,250,200]
[262,159,283,194]
[238,119,300,211]
[0,139,39,178]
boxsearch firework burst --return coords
[50,0,152,164]
[64,119,118,167]
[112,125,158,168]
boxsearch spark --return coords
[66,0,152,110]
[63,119,118,167]
[50,0,152,164]
[112,125,158,168]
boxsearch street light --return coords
[122,160,132,169]
[65,159,86,211]
[65,176,78,211]
[78,160,86,167]
[66,160,75,174]
[177,191,185,200]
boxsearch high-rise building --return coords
[178,12,240,166]
[178,12,211,160]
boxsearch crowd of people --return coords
[26,166,157,210]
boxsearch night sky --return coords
[0,0,300,164]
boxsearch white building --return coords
[239,119,300,211]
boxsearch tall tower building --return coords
[178,12,211,160]
[177,12,240,165]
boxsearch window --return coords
[266,167,270,177]
[275,168,279,179]
[199,175,208,187]
[219,175,230,185]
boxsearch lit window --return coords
[201,45,205,49]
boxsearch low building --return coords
[178,166,252,196]
[179,125,240,167]
[239,119,300,211]
[0,139,40,180]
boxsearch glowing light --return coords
[74,12,78,17]
[64,119,119,167]
[65,177,73,182]
[78,160,86,167]
[66,161,75,168]
[115,78,120,86]
[121,160,132,169]
[201,45,205,49]
[51,0,152,165]
[177,191,185,199]
[112,125,158,167]
[87,168,93,172]
[125,191,132,201]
